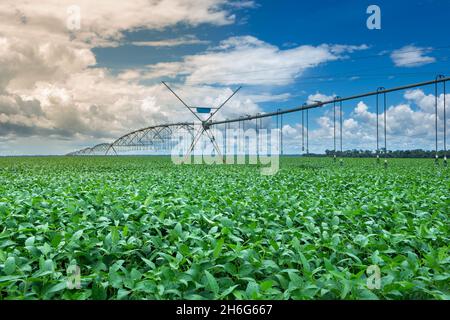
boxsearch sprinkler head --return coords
[384,159,388,168]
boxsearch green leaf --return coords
[4,257,16,275]
[47,282,67,294]
[213,238,224,259]
[144,196,152,207]
[72,230,84,241]
[0,275,22,283]
[354,234,369,247]
[92,283,107,300]
[130,268,142,281]
[298,251,311,273]
[204,270,219,296]
[358,289,379,300]
[39,242,52,256]
[245,281,259,298]
[25,236,35,246]
[433,274,450,281]
[117,288,130,300]
[42,259,54,272]
[51,234,63,248]
[109,272,122,288]
[219,285,239,298]
[174,223,182,236]
[141,257,156,270]
[260,280,273,291]
[111,228,120,244]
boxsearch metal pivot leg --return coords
[184,126,205,163]
[163,81,241,164]
[204,128,225,164]
[184,124,225,164]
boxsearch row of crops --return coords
[0,156,448,299]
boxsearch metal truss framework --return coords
[66,143,111,156]
[67,123,195,156]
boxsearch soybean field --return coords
[0,157,448,300]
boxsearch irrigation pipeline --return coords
[333,101,336,155]
[69,76,450,157]
[445,81,447,158]
[210,76,450,125]
[339,99,343,154]
[306,108,309,154]
[434,75,448,164]
[383,89,387,159]
[301,110,305,152]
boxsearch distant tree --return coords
[317,149,446,158]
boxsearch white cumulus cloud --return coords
[143,37,368,86]
[390,45,436,67]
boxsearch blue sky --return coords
[0,0,449,154]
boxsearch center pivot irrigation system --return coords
[161,81,241,162]
[68,75,449,163]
